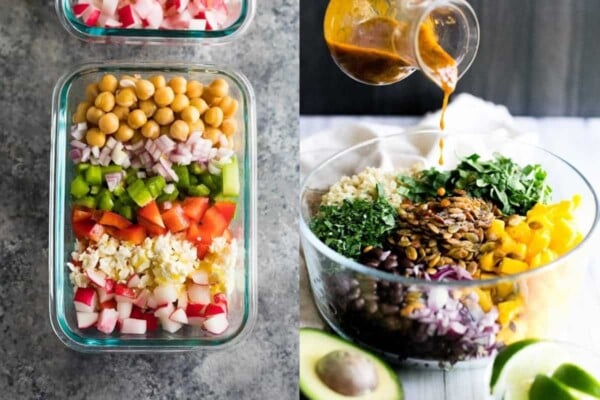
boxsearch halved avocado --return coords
[300,328,403,400]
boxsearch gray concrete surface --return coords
[0,1,299,399]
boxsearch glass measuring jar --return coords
[323,0,479,90]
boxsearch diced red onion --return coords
[105,136,117,150]
[105,172,122,192]
[91,146,100,158]
[70,149,82,161]
[71,140,87,149]
[162,201,173,210]
[137,171,147,179]
[164,184,176,194]
[81,147,91,162]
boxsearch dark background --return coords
[300,0,600,116]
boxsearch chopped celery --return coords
[200,173,218,192]
[101,165,123,177]
[85,165,103,186]
[222,157,240,196]
[98,190,114,211]
[113,186,125,197]
[189,174,199,186]
[70,175,89,199]
[214,193,239,203]
[75,163,90,173]
[90,185,101,195]
[74,196,97,209]
[127,179,153,207]
[188,184,211,197]
[174,165,190,189]
[146,176,166,198]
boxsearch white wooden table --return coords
[300,116,600,400]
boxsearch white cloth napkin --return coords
[300,93,538,328]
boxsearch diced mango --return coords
[529,253,543,269]
[480,252,496,272]
[488,219,506,239]
[550,218,577,254]
[527,230,552,258]
[495,281,515,299]
[474,288,493,312]
[540,249,557,265]
[500,257,529,275]
[507,221,531,243]
[498,299,522,326]
[500,235,517,254]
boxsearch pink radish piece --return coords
[101,0,119,16]
[203,313,228,335]
[144,3,164,29]
[105,278,115,293]
[73,3,90,17]
[187,284,210,305]
[146,292,159,309]
[97,287,115,303]
[160,318,183,333]
[169,308,188,324]
[134,289,150,309]
[127,274,141,288]
[191,270,209,285]
[154,303,175,319]
[177,290,188,309]
[117,302,133,320]
[76,312,98,329]
[187,316,204,327]
[189,19,207,30]
[133,0,155,19]
[121,318,147,334]
[83,7,102,26]
[154,285,178,304]
[85,269,107,288]
[74,287,98,313]
[118,5,137,27]
[96,308,119,334]
[204,303,225,317]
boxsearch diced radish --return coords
[104,18,122,28]
[204,303,225,317]
[133,0,155,19]
[170,308,188,324]
[127,274,141,288]
[214,292,227,305]
[191,270,209,285]
[166,0,189,15]
[187,284,210,305]
[74,287,98,313]
[134,289,150,309]
[117,301,133,320]
[121,318,147,334]
[203,313,228,334]
[146,293,159,309]
[105,278,115,293]
[101,0,119,16]
[160,318,183,333]
[76,312,98,329]
[96,308,119,334]
[145,3,164,29]
[186,303,206,317]
[100,299,117,310]
[97,287,115,303]
[83,7,102,26]
[115,295,135,304]
[177,290,188,309]
[85,269,106,288]
[189,18,206,30]
[154,303,175,319]
[73,3,90,17]
[187,316,205,327]
[154,285,178,304]
[115,283,136,298]
[118,5,137,28]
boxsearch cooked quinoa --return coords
[321,167,404,208]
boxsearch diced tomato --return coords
[73,220,105,242]
[196,243,210,260]
[115,283,136,299]
[137,201,165,228]
[100,299,117,310]
[222,228,233,242]
[105,278,115,294]
[200,207,228,238]
[112,225,147,245]
[182,197,210,222]
[187,223,212,245]
[138,216,167,237]
[186,303,206,317]
[161,204,190,233]
[72,207,93,223]
[213,201,236,224]
[99,211,132,229]
[102,226,119,238]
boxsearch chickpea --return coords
[153,107,175,126]
[127,109,147,129]
[224,98,239,117]
[98,74,118,93]
[180,106,200,124]
[112,105,130,121]
[73,101,91,123]
[186,80,203,98]
[160,125,170,136]
[85,83,99,102]
[135,79,155,101]
[188,119,205,134]
[171,94,190,113]
[204,107,224,128]
[98,113,119,134]
[221,118,237,137]
[190,98,209,115]
[95,91,115,112]
[115,88,137,108]
[86,106,105,125]
[119,75,138,88]
[169,120,190,141]
[141,120,160,139]
[154,86,175,107]
[77,101,92,114]
[138,100,157,118]
[202,90,222,106]
[149,75,166,89]
[209,78,229,98]
[86,128,107,147]
[168,76,187,94]
[203,127,221,145]
[115,123,135,142]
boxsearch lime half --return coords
[529,375,578,400]
[490,339,569,399]
[553,363,600,399]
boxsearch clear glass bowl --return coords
[49,62,257,352]
[55,0,255,44]
[300,131,599,368]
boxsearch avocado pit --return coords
[315,350,379,396]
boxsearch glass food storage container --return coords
[50,62,257,352]
[300,131,598,368]
[55,0,255,44]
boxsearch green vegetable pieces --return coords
[310,184,397,259]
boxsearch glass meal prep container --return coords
[55,0,255,44]
[49,62,257,352]
[300,131,599,368]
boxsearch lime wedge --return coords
[490,339,569,399]
[553,363,600,399]
[529,375,578,400]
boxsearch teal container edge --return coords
[49,62,257,352]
